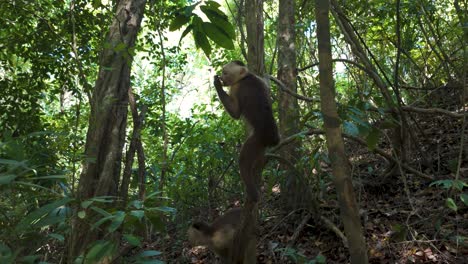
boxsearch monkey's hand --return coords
[214,75,223,89]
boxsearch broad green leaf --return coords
[205,0,221,8]
[184,3,198,16]
[366,128,380,151]
[81,200,93,209]
[90,196,115,203]
[446,198,457,212]
[144,191,162,200]
[202,22,234,49]
[169,14,190,31]
[453,180,467,191]
[90,206,112,217]
[123,234,141,247]
[85,241,117,263]
[343,121,359,136]
[108,211,126,232]
[460,193,468,206]
[201,7,235,39]
[91,215,114,230]
[33,213,65,228]
[430,179,453,189]
[0,174,17,184]
[150,206,176,213]
[130,210,145,220]
[130,200,144,209]
[193,29,211,57]
[16,197,73,231]
[179,25,193,44]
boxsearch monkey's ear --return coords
[239,67,247,76]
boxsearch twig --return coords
[268,75,317,102]
[320,215,348,248]
[288,214,312,246]
[271,129,434,180]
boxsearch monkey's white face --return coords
[220,62,247,86]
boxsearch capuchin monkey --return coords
[187,208,242,263]
[214,61,280,202]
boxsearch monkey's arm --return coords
[214,76,241,119]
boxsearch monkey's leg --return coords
[239,135,265,202]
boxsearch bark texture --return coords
[315,0,369,263]
[69,0,147,260]
[277,0,305,208]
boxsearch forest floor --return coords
[154,87,467,264]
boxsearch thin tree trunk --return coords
[121,87,147,204]
[233,1,266,262]
[69,0,147,260]
[277,0,306,209]
[315,0,368,263]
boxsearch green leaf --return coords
[453,180,467,191]
[108,211,125,232]
[91,215,114,230]
[90,206,112,217]
[193,29,211,57]
[169,14,190,31]
[27,175,67,180]
[0,174,17,184]
[343,121,359,136]
[151,206,176,213]
[315,253,326,263]
[130,210,145,220]
[184,3,198,16]
[48,233,65,242]
[179,25,193,44]
[93,0,101,9]
[15,197,73,231]
[204,0,221,8]
[366,128,380,151]
[460,193,468,206]
[202,22,234,49]
[430,179,453,189]
[446,198,457,212]
[201,7,235,39]
[130,200,144,209]
[81,200,93,209]
[85,241,117,263]
[123,234,141,247]
[78,211,86,219]
[137,250,162,257]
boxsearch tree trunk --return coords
[234,1,266,262]
[69,0,147,261]
[245,0,265,75]
[277,0,306,209]
[315,0,368,263]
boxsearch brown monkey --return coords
[187,208,242,263]
[214,61,279,202]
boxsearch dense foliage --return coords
[0,0,466,263]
